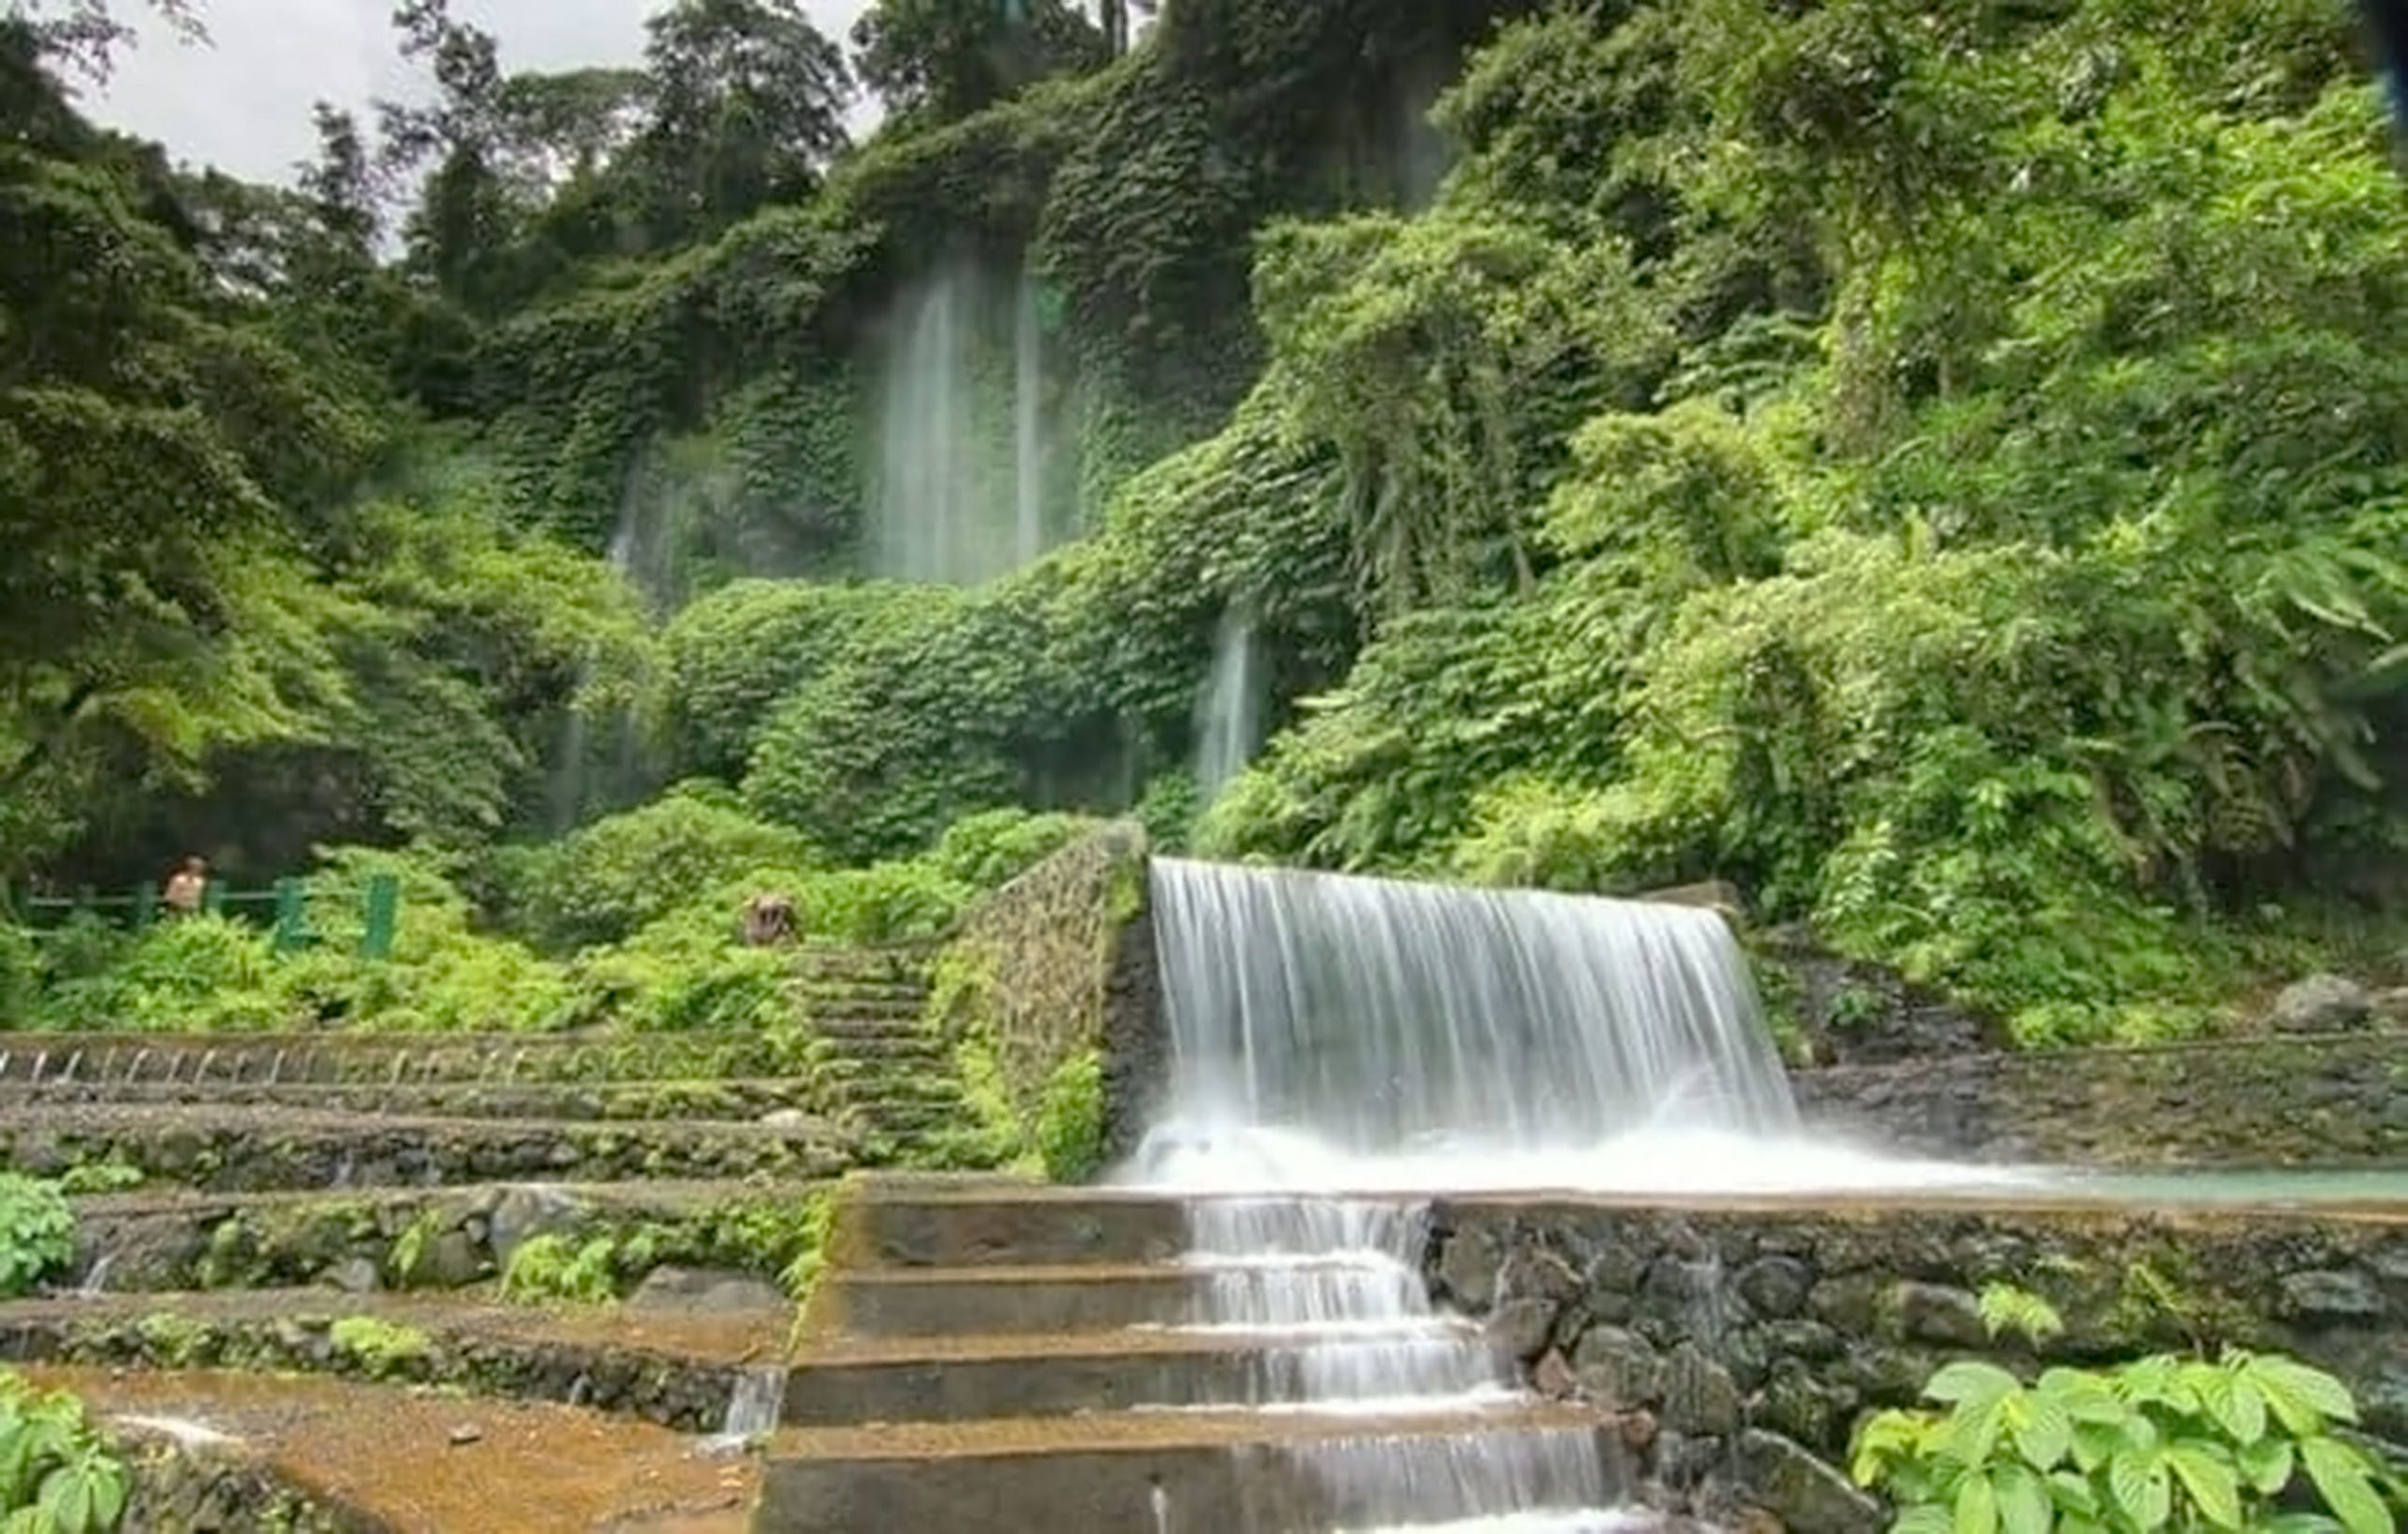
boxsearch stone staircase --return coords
[0,944,1003,1530]
[754,1178,1633,1533]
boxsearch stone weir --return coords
[757,1178,2408,1534]
[759,1178,1641,1532]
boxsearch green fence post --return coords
[360,874,400,961]
[132,882,156,931]
[271,878,307,956]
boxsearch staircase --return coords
[757,1178,1633,1533]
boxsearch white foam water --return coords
[1126,860,2025,1530]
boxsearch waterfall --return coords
[1014,270,1045,567]
[1139,860,1798,1180]
[1195,610,1263,802]
[708,1366,789,1453]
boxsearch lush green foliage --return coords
[0,1369,128,1534]
[1034,1049,1105,1182]
[499,783,816,950]
[500,1234,622,1305]
[1853,1350,2402,1534]
[326,1316,433,1381]
[0,1177,73,1299]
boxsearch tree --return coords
[625,0,853,242]
[3,0,199,83]
[851,0,1104,124]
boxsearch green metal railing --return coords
[2,874,401,960]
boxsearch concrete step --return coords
[71,1178,825,1293]
[816,1257,1428,1336]
[0,1075,847,1122]
[2,1104,854,1194]
[0,1031,810,1086]
[27,1364,759,1532]
[837,1186,1185,1269]
[0,1289,787,1431]
[784,1322,1497,1425]
[754,1404,1626,1533]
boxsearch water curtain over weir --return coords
[1141,858,1798,1178]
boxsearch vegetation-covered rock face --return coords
[8,0,2408,1049]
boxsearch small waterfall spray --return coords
[1195,609,1263,804]
[708,1367,790,1453]
[1013,269,1046,567]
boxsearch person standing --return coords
[163,856,208,916]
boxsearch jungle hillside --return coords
[8,0,2408,1050]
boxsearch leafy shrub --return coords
[0,1370,128,1533]
[925,811,1093,892]
[500,1235,620,1305]
[36,917,288,1034]
[499,786,818,950]
[0,1177,75,1298]
[1034,1050,1106,1183]
[792,862,974,945]
[327,1317,432,1381]
[1852,1350,2402,1534]
[0,924,40,1028]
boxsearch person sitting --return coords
[741,892,798,948]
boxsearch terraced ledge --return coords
[1,1104,856,1192]
[0,1289,787,1431]
[0,1030,819,1085]
[30,1365,759,1533]
[755,1403,1626,1532]
[71,1178,827,1292]
[0,1075,850,1123]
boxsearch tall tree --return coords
[851,0,1104,124]
[626,0,852,241]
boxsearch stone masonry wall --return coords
[1794,1033,2408,1165]
[926,822,1152,1154]
[1425,1195,2408,1534]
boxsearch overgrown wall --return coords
[923,822,1153,1177]
[1425,1195,2408,1534]
[1794,1033,2408,1165]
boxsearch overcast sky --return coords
[88,0,875,184]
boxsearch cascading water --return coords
[1013,269,1046,568]
[1195,609,1263,803]
[1129,859,2010,1532]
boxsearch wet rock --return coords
[1661,1342,1742,1435]
[1532,1348,1577,1400]
[419,1231,486,1289]
[1762,1319,1845,1363]
[1572,1326,1663,1409]
[628,1267,789,1316]
[1808,1274,1880,1334]
[1737,1257,1814,1320]
[1485,1298,1558,1363]
[1435,1226,1502,1311]
[1760,1360,1855,1447]
[1499,1245,1581,1306]
[1618,1409,1658,1451]
[1583,1239,1650,1297]
[1894,1281,1986,1348]
[490,1185,588,1269]
[2279,1268,2384,1323]
[327,1257,381,1294]
[448,1424,483,1447]
[2272,974,2371,1033]
[1738,1429,1883,1534]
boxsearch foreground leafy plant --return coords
[1852,1350,2401,1534]
[0,1178,75,1299]
[499,1235,621,1305]
[0,1370,129,1532]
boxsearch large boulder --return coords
[1738,1430,1884,1534]
[627,1266,789,1315]
[2272,974,2372,1034]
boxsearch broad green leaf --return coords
[2260,1515,2346,1534]
[2109,1449,2172,1532]
[2012,1392,2074,1471]
[2238,1436,2296,1495]
[2042,1369,2129,1426]
[2047,1470,2100,1518]
[1993,1463,2052,1534]
[2246,1356,2358,1434]
[1947,1395,2013,1469]
[2301,1437,2393,1534]
[2167,1440,2242,1529]
[2194,1368,2266,1447]
[36,1463,95,1533]
[0,1509,50,1534]
[2071,1421,2123,1474]
[1956,1465,2001,1534]
[1928,1362,2024,1408]
[1892,1505,1955,1534]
